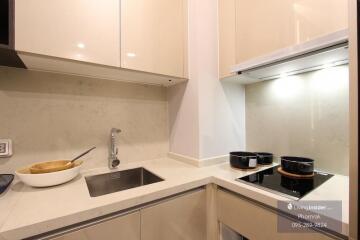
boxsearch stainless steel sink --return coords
[85,167,164,197]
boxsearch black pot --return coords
[230,152,257,169]
[281,156,314,175]
[255,152,273,165]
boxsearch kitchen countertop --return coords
[0,158,349,240]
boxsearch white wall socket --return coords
[0,139,12,157]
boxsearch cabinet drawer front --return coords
[217,190,336,240]
[141,189,206,240]
[52,211,140,240]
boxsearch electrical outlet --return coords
[0,143,6,153]
[0,139,12,157]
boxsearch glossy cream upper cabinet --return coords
[290,0,348,43]
[219,0,237,79]
[141,189,206,240]
[52,211,140,240]
[121,0,187,78]
[15,0,121,67]
[235,0,299,64]
[235,0,348,64]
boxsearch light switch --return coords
[0,139,12,157]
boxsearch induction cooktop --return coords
[237,166,333,200]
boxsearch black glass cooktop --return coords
[237,166,333,200]
[0,174,14,195]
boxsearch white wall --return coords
[168,0,246,162]
[168,80,199,159]
[245,65,349,175]
[199,81,246,159]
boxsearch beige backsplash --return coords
[0,67,169,173]
[245,64,349,176]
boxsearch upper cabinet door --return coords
[15,0,121,67]
[235,0,348,64]
[290,0,348,43]
[235,0,295,64]
[219,0,236,79]
[121,0,187,78]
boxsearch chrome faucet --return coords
[109,128,121,169]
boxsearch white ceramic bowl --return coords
[16,161,82,187]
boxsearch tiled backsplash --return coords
[0,67,169,172]
[245,65,349,175]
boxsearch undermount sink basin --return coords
[85,167,164,197]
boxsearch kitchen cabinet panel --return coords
[15,0,120,67]
[217,189,338,240]
[218,0,237,79]
[141,189,206,240]
[290,0,348,44]
[235,0,348,64]
[235,0,298,64]
[230,0,348,69]
[121,0,187,78]
[52,211,140,240]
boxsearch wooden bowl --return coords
[16,161,83,187]
[30,160,75,174]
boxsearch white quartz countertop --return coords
[0,158,349,240]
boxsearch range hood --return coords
[0,0,26,68]
[230,30,348,84]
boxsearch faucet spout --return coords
[109,128,121,169]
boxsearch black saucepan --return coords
[254,152,273,165]
[230,152,258,169]
[281,156,314,175]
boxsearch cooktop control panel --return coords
[0,139,12,157]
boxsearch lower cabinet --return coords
[220,223,249,240]
[48,188,341,240]
[52,211,140,240]
[217,189,337,240]
[50,189,206,240]
[141,189,207,240]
